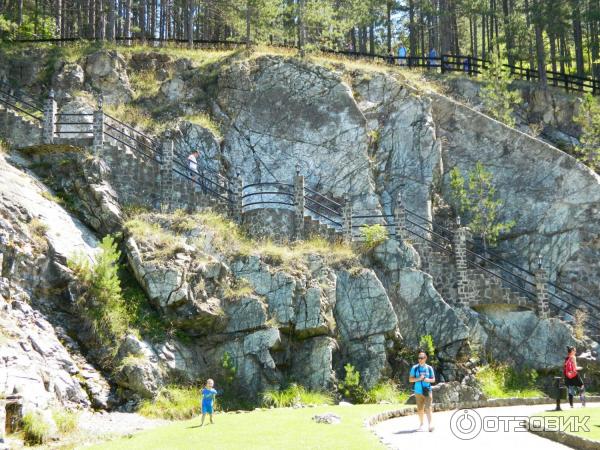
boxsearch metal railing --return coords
[0,80,44,121]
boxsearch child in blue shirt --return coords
[200,378,218,426]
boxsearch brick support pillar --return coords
[92,108,104,156]
[535,262,550,319]
[394,192,407,242]
[453,226,472,307]
[42,90,56,144]
[232,173,243,223]
[294,168,305,240]
[342,195,352,244]
[160,140,174,212]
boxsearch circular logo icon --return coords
[450,409,482,440]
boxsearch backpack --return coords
[564,357,577,379]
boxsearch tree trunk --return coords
[408,0,417,56]
[533,0,547,83]
[188,0,194,48]
[572,1,585,77]
[298,0,305,57]
[386,0,392,55]
[369,23,375,55]
[245,0,251,48]
[501,0,515,65]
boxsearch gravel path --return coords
[373,403,588,450]
[76,411,169,439]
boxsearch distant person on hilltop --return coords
[398,43,407,66]
[429,47,439,67]
[564,346,586,408]
[409,350,435,432]
[200,378,218,426]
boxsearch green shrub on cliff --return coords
[476,364,544,399]
[366,381,410,404]
[359,224,388,251]
[68,235,129,359]
[573,93,600,172]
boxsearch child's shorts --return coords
[202,401,213,414]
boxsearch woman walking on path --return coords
[564,346,586,408]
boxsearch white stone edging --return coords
[364,395,600,429]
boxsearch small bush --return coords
[476,364,544,399]
[366,381,410,404]
[22,412,51,446]
[68,235,129,360]
[138,386,201,420]
[573,310,587,341]
[223,277,254,300]
[261,384,333,408]
[52,409,78,435]
[338,363,367,404]
[359,224,388,251]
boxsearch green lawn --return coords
[89,404,408,450]
[537,404,600,442]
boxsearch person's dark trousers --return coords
[568,393,574,407]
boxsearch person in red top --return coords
[564,346,586,408]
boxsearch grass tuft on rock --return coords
[261,384,333,408]
[138,386,201,420]
[52,409,79,435]
[22,411,52,446]
[476,364,545,399]
[366,381,410,404]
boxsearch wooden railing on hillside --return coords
[7,36,600,96]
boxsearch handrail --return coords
[304,204,342,228]
[304,196,343,218]
[0,97,43,121]
[172,158,232,193]
[243,200,295,208]
[104,112,160,146]
[104,122,159,155]
[172,167,231,203]
[465,248,537,288]
[104,130,160,163]
[243,182,294,190]
[304,186,343,209]
[242,191,294,199]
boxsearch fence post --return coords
[468,56,473,77]
[453,223,472,308]
[232,172,243,224]
[535,256,550,319]
[440,54,446,74]
[393,191,407,243]
[160,140,174,213]
[42,89,56,144]
[92,96,104,156]
[294,164,305,240]
[342,194,352,244]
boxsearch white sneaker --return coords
[429,425,435,432]
[416,425,424,432]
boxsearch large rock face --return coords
[465,307,581,370]
[353,73,441,222]
[216,56,379,211]
[84,50,133,104]
[0,154,108,411]
[432,93,600,308]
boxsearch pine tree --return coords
[573,93,600,172]
[450,162,515,252]
[479,51,520,127]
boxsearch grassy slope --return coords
[89,404,406,450]
[537,405,600,442]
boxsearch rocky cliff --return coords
[0,46,598,422]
